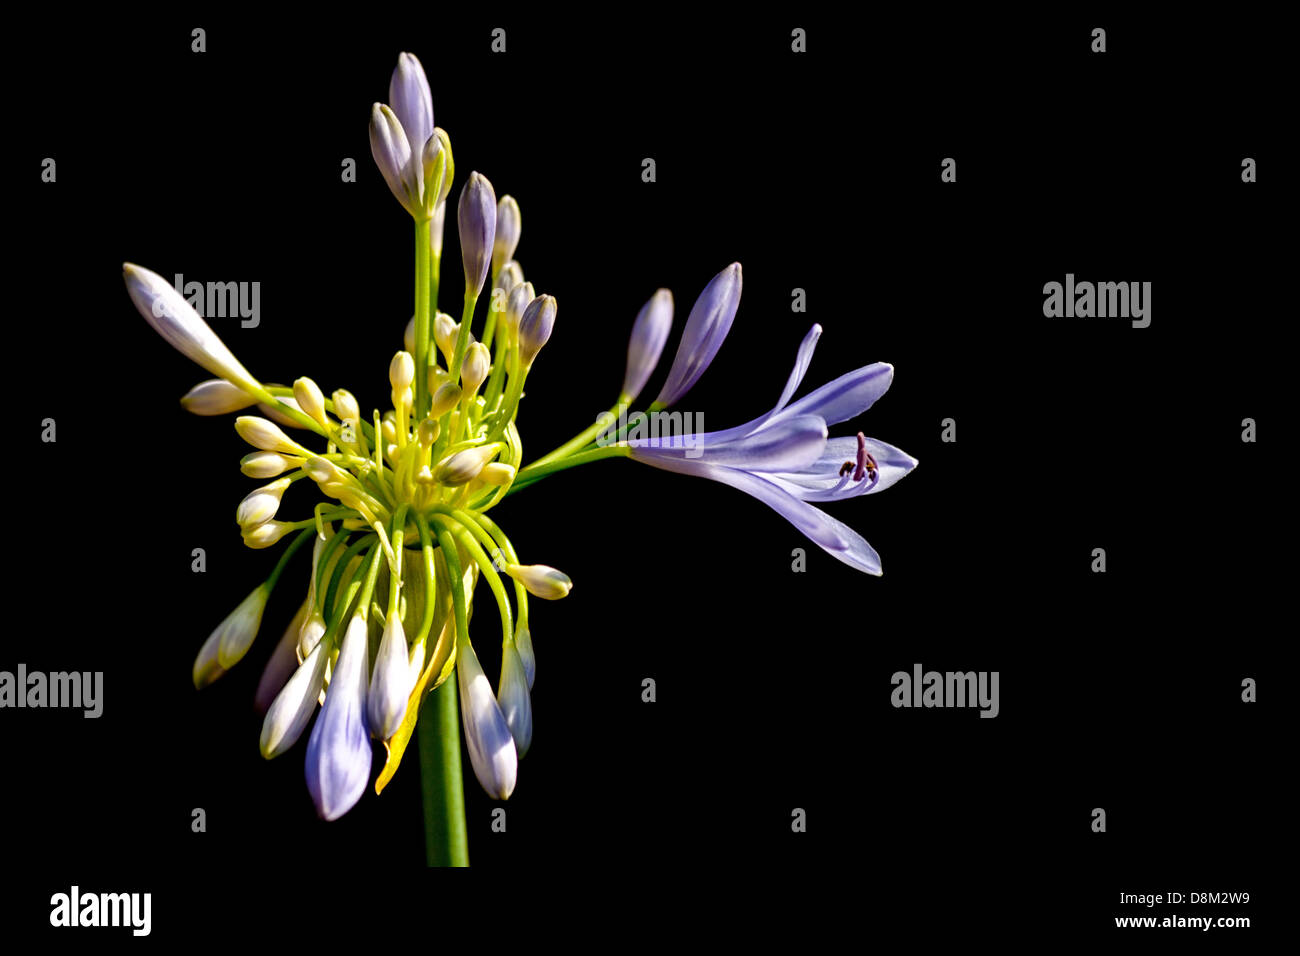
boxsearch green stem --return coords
[514,445,630,486]
[418,673,468,866]
[420,515,469,866]
[415,218,432,419]
[530,398,628,468]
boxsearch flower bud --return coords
[493,195,521,278]
[503,563,572,600]
[389,351,415,391]
[332,389,360,428]
[211,585,270,669]
[496,261,523,298]
[389,52,434,187]
[514,623,536,689]
[305,614,372,820]
[418,417,440,446]
[403,315,416,354]
[293,377,328,427]
[429,381,462,419]
[497,640,533,757]
[236,477,291,529]
[503,282,535,339]
[458,171,497,298]
[433,312,458,365]
[434,443,502,485]
[298,606,327,660]
[261,638,329,759]
[240,451,302,479]
[381,417,398,445]
[235,416,309,456]
[181,379,257,415]
[368,613,413,740]
[369,103,418,217]
[122,263,261,394]
[192,629,227,689]
[655,262,743,408]
[457,640,517,800]
[518,294,557,367]
[479,462,516,486]
[462,342,490,393]
[431,128,454,207]
[622,289,674,402]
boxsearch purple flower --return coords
[304,615,373,820]
[457,640,517,800]
[653,263,742,408]
[627,323,916,575]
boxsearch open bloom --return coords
[626,323,917,575]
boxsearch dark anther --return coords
[838,461,855,477]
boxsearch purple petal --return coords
[304,617,372,820]
[763,362,894,432]
[388,52,434,186]
[458,172,497,297]
[621,289,674,401]
[653,263,742,408]
[700,323,825,446]
[628,413,827,473]
[638,457,882,575]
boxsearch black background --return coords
[4,8,1282,943]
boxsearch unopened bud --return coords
[389,351,415,391]
[241,451,302,479]
[181,379,257,415]
[429,381,462,419]
[518,295,557,367]
[479,462,516,486]
[236,478,291,529]
[462,342,491,393]
[434,443,502,485]
[493,195,521,278]
[332,389,360,426]
[236,416,310,456]
[504,563,573,600]
[293,377,329,426]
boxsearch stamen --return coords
[852,431,878,484]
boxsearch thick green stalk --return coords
[414,218,432,419]
[418,676,468,866]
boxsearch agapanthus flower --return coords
[125,49,915,863]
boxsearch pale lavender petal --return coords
[388,53,434,184]
[621,289,673,401]
[628,413,827,473]
[768,436,919,501]
[458,640,518,799]
[639,458,882,575]
[369,103,415,214]
[763,362,894,432]
[304,616,372,820]
[458,172,497,297]
[497,641,533,757]
[653,263,742,408]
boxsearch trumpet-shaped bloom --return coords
[457,640,518,800]
[627,323,916,575]
[304,615,373,820]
